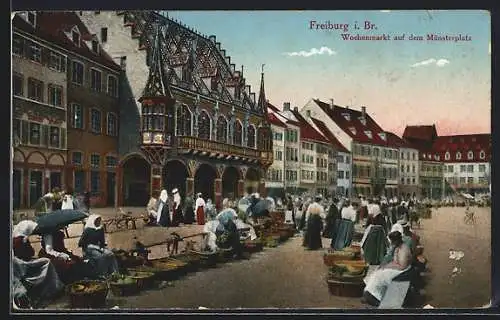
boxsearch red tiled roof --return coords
[290,110,329,143]
[13,12,120,71]
[313,99,397,147]
[267,112,287,128]
[267,102,281,113]
[310,117,349,153]
[402,125,437,142]
[432,134,491,163]
[385,131,413,149]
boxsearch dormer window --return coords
[378,132,386,141]
[480,150,485,160]
[456,152,462,160]
[422,154,426,159]
[435,154,440,161]
[27,12,36,27]
[91,40,99,54]
[467,151,473,160]
[445,151,450,160]
[348,127,356,135]
[364,130,372,139]
[72,28,81,47]
[342,112,351,121]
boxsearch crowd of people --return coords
[33,187,91,215]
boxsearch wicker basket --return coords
[127,270,156,289]
[189,250,218,268]
[146,258,189,280]
[323,251,357,267]
[326,277,365,297]
[66,280,108,309]
[173,252,202,273]
[109,279,140,296]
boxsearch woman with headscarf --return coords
[12,220,64,308]
[78,214,119,278]
[304,195,324,250]
[171,188,182,226]
[202,217,220,252]
[195,193,206,225]
[360,209,388,265]
[331,200,357,250]
[323,197,340,239]
[38,229,85,283]
[298,197,312,231]
[362,230,412,307]
[145,191,159,226]
[156,189,171,227]
[183,195,195,224]
[33,193,54,217]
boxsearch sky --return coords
[166,10,491,136]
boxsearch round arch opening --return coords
[194,164,217,202]
[122,156,151,206]
[163,160,189,197]
[245,167,260,195]
[222,166,240,200]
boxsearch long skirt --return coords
[12,256,64,308]
[196,206,205,225]
[184,207,195,224]
[171,207,182,227]
[331,219,354,250]
[305,215,323,250]
[38,250,85,284]
[83,247,119,278]
[361,225,388,265]
[363,266,410,301]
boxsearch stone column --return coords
[214,178,222,210]
[186,177,194,198]
[151,165,163,198]
[238,179,245,198]
[116,165,124,207]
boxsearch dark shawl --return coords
[305,214,323,250]
[78,227,106,250]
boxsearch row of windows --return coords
[267,169,283,182]
[337,154,351,164]
[317,157,328,168]
[273,131,283,141]
[443,150,486,161]
[285,147,299,162]
[275,150,283,161]
[70,103,118,136]
[401,164,416,173]
[400,151,418,161]
[302,154,314,164]
[13,75,63,107]
[337,170,351,180]
[401,177,417,185]
[352,144,398,160]
[446,176,488,185]
[13,119,67,149]
[13,34,66,72]
[72,151,117,168]
[302,142,314,150]
[301,170,315,181]
[446,164,487,173]
[353,165,398,180]
[285,129,299,143]
[421,164,443,173]
[71,61,119,97]
[285,170,298,181]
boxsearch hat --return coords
[197,192,203,197]
[172,188,179,195]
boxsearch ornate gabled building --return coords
[79,11,272,208]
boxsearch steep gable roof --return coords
[402,125,438,142]
[291,110,329,144]
[310,117,349,153]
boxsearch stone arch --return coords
[163,159,189,197]
[47,153,66,166]
[13,148,26,163]
[198,109,212,140]
[216,114,228,144]
[118,152,150,167]
[247,124,256,148]
[26,151,47,165]
[222,166,241,199]
[194,163,217,201]
[121,153,151,206]
[244,167,260,195]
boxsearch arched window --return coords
[198,110,211,140]
[456,152,461,160]
[480,150,486,160]
[216,115,228,143]
[247,125,255,148]
[175,104,191,136]
[467,151,474,160]
[257,126,269,150]
[445,152,450,160]
[234,120,242,146]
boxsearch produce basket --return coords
[147,258,189,280]
[173,252,202,273]
[189,249,218,268]
[115,252,145,270]
[326,277,365,297]
[108,273,142,296]
[126,270,156,289]
[323,250,357,267]
[66,280,108,309]
[241,239,264,253]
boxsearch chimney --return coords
[283,102,290,111]
[293,106,298,112]
[361,106,366,119]
[330,98,334,108]
[306,110,311,118]
[346,105,349,110]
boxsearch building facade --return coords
[265,106,287,198]
[434,134,491,195]
[302,99,398,198]
[386,132,420,198]
[79,11,272,208]
[403,125,444,199]
[12,12,68,209]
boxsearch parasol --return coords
[216,208,238,225]
[248,199,270,218]
[33,209,88,235]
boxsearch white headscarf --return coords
[85,214,103,230]
[13,220,38,239]
[159,189,168,203]
[390,223,404,235]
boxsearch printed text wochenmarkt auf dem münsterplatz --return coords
[341,33,472,41]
